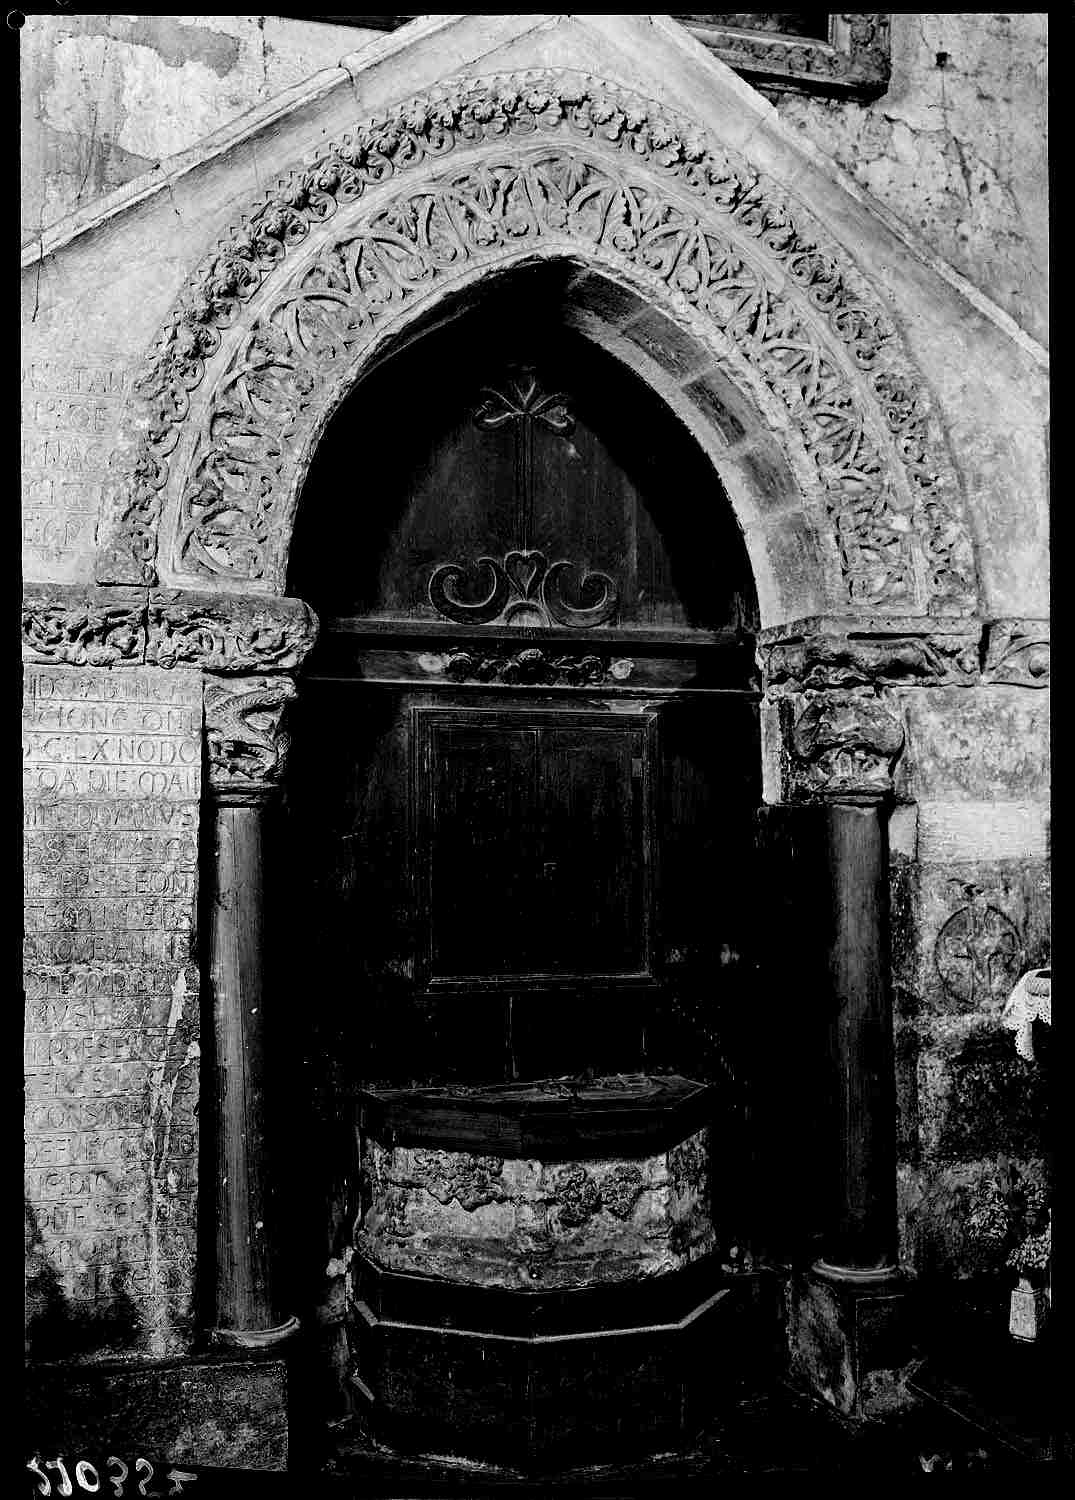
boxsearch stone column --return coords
[787,688,905,1283]
[204,676,300,1346]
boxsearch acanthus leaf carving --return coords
[100,69,975,619]
[203,676,298,795]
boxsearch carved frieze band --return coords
[418,646,635,687]
[682,13,891,101]
[981,620,1050,688]
[98,68,975,618]
[203,676,297,797]
[759,618,1049,693]
[22,585,319,675]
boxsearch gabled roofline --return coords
[20,11,1047,371]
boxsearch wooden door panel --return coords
[536,728,647,974]
[415,709,657,990]
[428,724,538,978]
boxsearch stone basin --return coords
[354,1073,716,1290]
[347,1073,772,1469]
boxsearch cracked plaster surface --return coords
[775,12,1048,347]
[21,13,378,243]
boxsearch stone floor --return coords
[317,1376,1059,1495]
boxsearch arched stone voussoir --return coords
[96,67,980,620]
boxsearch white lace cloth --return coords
[1001,968,1051,1061]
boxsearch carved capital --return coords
[759,617,981,694]
[982,620,1049,688]
[204,676,298,800]
[788,689,905,804]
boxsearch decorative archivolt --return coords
[98,69,977,616]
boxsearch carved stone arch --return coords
[96,68,980,623]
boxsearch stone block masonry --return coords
[24,665,202,1361]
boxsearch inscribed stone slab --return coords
[23,665,202,1359]
[21,352,130,583]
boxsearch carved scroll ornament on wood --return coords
[428,367,620,629]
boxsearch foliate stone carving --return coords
[146,591,319,674]
[204,676,297,795]
[419,647,634,686]
[681,13,891,100]
[429,550,620,629]
[982,621,1050,688]
[554,1162,646,1226]
[935,884,1025,1008]
[400,1151,507,1212]
[761,625,981,694]
[789,689,905,802]
[555,1166,602,1228]
[22,587,146,667]
[602,1163,645,1221]
[100,69,975,620]
[22,585,318,676]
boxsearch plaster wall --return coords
[775,12,1048,349]
[20,13,379,244]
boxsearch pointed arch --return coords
[96,69,979,621]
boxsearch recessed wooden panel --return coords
[288,280,758,636]
[413,708,657,989]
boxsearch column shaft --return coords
[208,795,296,1343]
[816,801,898,1279]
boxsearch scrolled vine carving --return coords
[982,620,1050,688]
[789,688,905,802]
[421,646,634,686]
[428,549,619,629]
[22,588,146,667]
[21,585,318,676]
[204,676,297,796]
[146,590,319,674]
[100,69,975,620]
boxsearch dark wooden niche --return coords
[270,278,786,1455]
[282,279,761,1090]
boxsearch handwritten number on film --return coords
[27,1458,197,1497]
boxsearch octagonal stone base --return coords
[348,1075,780,1468]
